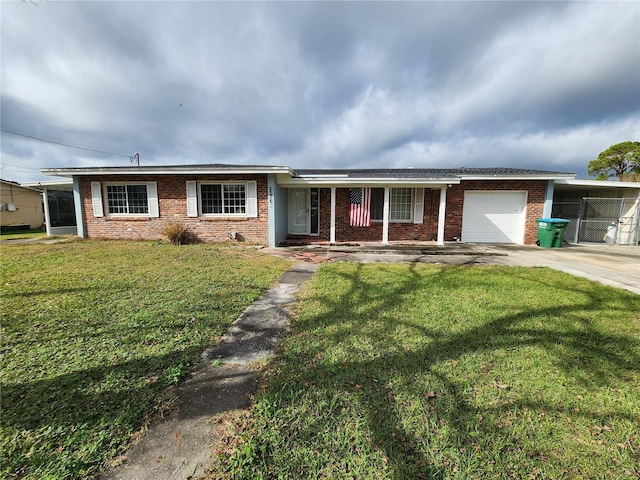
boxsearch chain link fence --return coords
[552,197,639,245]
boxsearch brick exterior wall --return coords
[80,176,547,246]
[80,175,269,244]
[289,181,547,245]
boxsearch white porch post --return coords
[42,187,52,236]
[330,187,336,244]
[73,176,85,238]
[437,186,447,245]
[267,174,276,248]
[543,180,554,218]
[382,187,390,244]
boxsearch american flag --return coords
[349,187,371,227]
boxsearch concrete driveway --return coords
[272,242,640,295]
[488,243,640,295]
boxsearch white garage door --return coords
[462,191,527,244]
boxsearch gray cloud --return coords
[1,1,638,183]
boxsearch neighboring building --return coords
[0,179,44,231]
[41,164,597,246]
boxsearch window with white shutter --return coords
[195,181,257,217]
[99,182,158,216]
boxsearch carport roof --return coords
[554,178,640,192]
[21,179,74,191]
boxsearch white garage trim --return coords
[462,191,527,244]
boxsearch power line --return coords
[0,162,43,173]
[1,128,134,159]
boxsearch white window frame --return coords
[101,182,156,217]
[389,187,413,222]
[198,182,248,217]
[371,187,414,223]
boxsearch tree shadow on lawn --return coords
[1,346,202,479]
[3,286,239,351]
[258,263,640,479]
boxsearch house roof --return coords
[282,167,576,186]
[294,167,575,178]
[40,164,576,186]
[41,164,294,177]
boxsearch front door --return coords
[288,188,320,235]
[289,188,309,234]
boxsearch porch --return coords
[275,184,452,246]
[276,239,492,254]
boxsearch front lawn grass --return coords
[213,263,640,479]
[0,228,47,240]
[0,240,290,479]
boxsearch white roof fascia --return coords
[277,177,461,187]
[555,178,640,188]
[40,165,294,177]
[459,174,576,181]
[296,174,349,178]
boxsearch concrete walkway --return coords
[99,263,318,480]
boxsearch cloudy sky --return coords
[1,1,639,183]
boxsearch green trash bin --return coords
[536,218,570,248]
